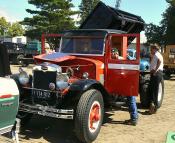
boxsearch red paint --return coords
[105,34,140,96]
[41,33,62,54]
[89,104,100,130]
[0,94,12,99]
[36,32,141,96]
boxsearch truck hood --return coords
[34,52,103,68]
[34,52,76,63]
[34,52,104,80]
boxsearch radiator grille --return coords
[33,70,56,90]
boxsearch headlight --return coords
[57,74,69,82]
[19,71,29,85]
[56,73,69,90]
[56,81,69,90]
[82,72,89,79]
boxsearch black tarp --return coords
[80,1,145,34]
[0,43,11,76]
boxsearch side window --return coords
[111,36,124,60]
[110,35,138,61]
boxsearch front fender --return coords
[69,79,99,91]
[63,79,108,108]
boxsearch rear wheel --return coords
[139,74,150,108]
[140,82,150,108]
[156,79,164,108]
[75,89,104,143]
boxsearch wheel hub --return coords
[89,101,101,133]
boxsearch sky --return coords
[0,0,168,24]
[0,0,169,43]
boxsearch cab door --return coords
[0,78,19,134]
[105,34,140,96]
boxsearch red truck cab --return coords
[37,29,140,97]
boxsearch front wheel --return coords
[75,89,104,143]
[17,54,24,66]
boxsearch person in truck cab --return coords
[149,44,163,114]
[111,48,124,60]
[111,48,138,126]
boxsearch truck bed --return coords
[80,2,145,34]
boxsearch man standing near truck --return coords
[149,44,163,114]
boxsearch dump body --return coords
[80,1,144,34]
[163,45,175,75]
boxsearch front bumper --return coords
[19,103,74,120]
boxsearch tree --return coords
[145,23,165,46]
[8,22,25,37]
[22,0,77,39]
[0,17,10,36]
[79,0,100,24]
[161,0,175,45]
[115,0,121,9]
[145,0,175,45]
[0,17,24,37]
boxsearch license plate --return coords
[32,89,51,99]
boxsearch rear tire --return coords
[139,74,150,108]
[75,89,104,143]
[156,79,164,108]
[140,82,150,108]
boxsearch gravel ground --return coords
[0,65,175,143]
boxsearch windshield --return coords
[60,31,106,55]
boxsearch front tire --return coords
[75,89,104,143]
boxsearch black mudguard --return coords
[63,79,108,108]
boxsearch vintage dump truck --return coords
[163,45,175,77]
[12,2,164,143]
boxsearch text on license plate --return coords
[32,90,51,99]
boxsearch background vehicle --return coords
[3,40,41,66]
[0,78,19,135]
[163,45,175,78]
[18,40,41,66]
[12,2,164,143]
[0,45,20,142]
[127,49,150,71]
